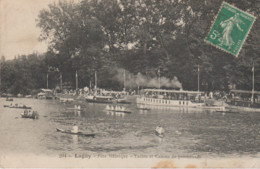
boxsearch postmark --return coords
[205,2,256,57]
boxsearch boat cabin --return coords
[140,89,204,102]
[228,90,260,108]
[37,89,53,99]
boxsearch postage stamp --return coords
[205,2,256,57]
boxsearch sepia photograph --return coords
[0,0,260,168]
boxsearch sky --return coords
[0,0,60,60]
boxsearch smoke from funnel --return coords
[114,68,182,89]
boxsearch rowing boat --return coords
[137,107,150,111]
[21,110,39,119]
[215,110,239,114]
[107,109,131,114]
[56,128,95,137]
[10,106,32,109]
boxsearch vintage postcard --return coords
[0,0,260,168]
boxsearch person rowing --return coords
[156,126,165,136]
[71,124,79,133]
[115,105,119,111]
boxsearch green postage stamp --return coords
[205,2,256,57]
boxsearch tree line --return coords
[1,0,260,95]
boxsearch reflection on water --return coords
[0,98,260,157]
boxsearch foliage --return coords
[0,54,47,95]
[1,0,260,95]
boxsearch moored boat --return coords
[116,97,132,104]
[225,90,260,112]
[137,89,205,108]
[102,90,131,104]
[85,71,116,104]
[60,97,74,103]
[85,95,115,103]
[37,89,54,99]
[6,97,13,101]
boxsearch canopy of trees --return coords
[1,0,260,95]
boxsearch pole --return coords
[60,74,63,91]
[158,69,161,89]
[47,73,49,89]
[76,70,78,90]
[123,69,126,91]
[252,62,255,103]
[198,64,200,92]
[94,71,97,89]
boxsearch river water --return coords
[0,97,260,158]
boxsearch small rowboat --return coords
[9,104,32,109]
[6,98,13,101]
[11,106,32,109]
[107,109,131,114]
[3,105,31,109]
[66,108,82,111]
[21,111,39,119]
[56,128,95,137]
[216,110,239,114]
[105,105,131,113]
[137,107,150,111]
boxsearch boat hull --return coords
[116,99,132,104]
[56,128,95,137]
[105,109,131,114]
[137,107,150,111]
[21,114,39,119]
[9,106,32,109]
[136,97,204,108]
[85,95,115,104]
[86,98,114,104]
[225,105,260,112]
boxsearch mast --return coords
[60,74,63,91]
[76,70,78,90]
[94,71,97,89]
[251,62,255,103]
[158,69,161,89]
[123,69,126,91]
[198,64,200,92]
[47,73,49,89]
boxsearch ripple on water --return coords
[1,98,260,157]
